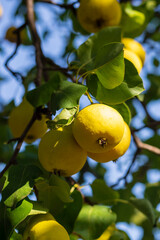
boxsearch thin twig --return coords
[120,0,132,2]
[7,137,20,144]
[43,67,76,82]
[110,149,140,188]
[65,176,95,205]
[5,44,23,81]
[5,26,25,80]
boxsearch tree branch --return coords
[132,132,160,155]
[44,58,76,82]
[26,0,44,86]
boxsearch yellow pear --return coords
[122,38,145,65]
[124,48,143,73]
[8,98,48,144]
[77,0,122,33]
[88,122,131,162]
[72,104,125,153]
[38,124,87,176]
[23,213,70,240]
[5,26,31,45]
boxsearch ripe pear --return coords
[122,38,145,65]
[77,0,122,33]
[72,104,125,153]
[8,98,48,144]
[124,48,143,73]
[23,213,70,240]
[38,124,87,176]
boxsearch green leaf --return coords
[111,103,131,125]
[94,43,123,69]
[49,174,72,203]
[144,182,160,208]
[0,176,7,192]
[77,42,124,90]
[141,219,154,240]
[0,122,13,162]
[153,58,159,67]
[47,107,78,130]
[69,234,79,240]
[2,164,42,208]
[0,200,33,239]
[87,59,144,105]
[121,2,154,38]
[145,74,160,102]
[74,205,117,240]
[4,182,32,208]
[112,187,135,223]
[7,200,33,238]
[23,67,37,91]
[56,190,83,234]
[35,175,72,218]
[77,27,122,65]
[120,3,145,37]
[91,179,119,204]
[28,202,48,217]
[0,203,10,239]
[151,31,160,42]
[129,197,156,225]
[109,230,130,240]
[17,145,40,167]
[0,100,15,117]
[10,231,22,240]
[51,81,87,114]
[26,71,65,107]
[93,163,106,179]
[94,44,124,89]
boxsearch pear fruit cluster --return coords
[38,104,131,177]
[72,104,131,163]
[76,0,146,74]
